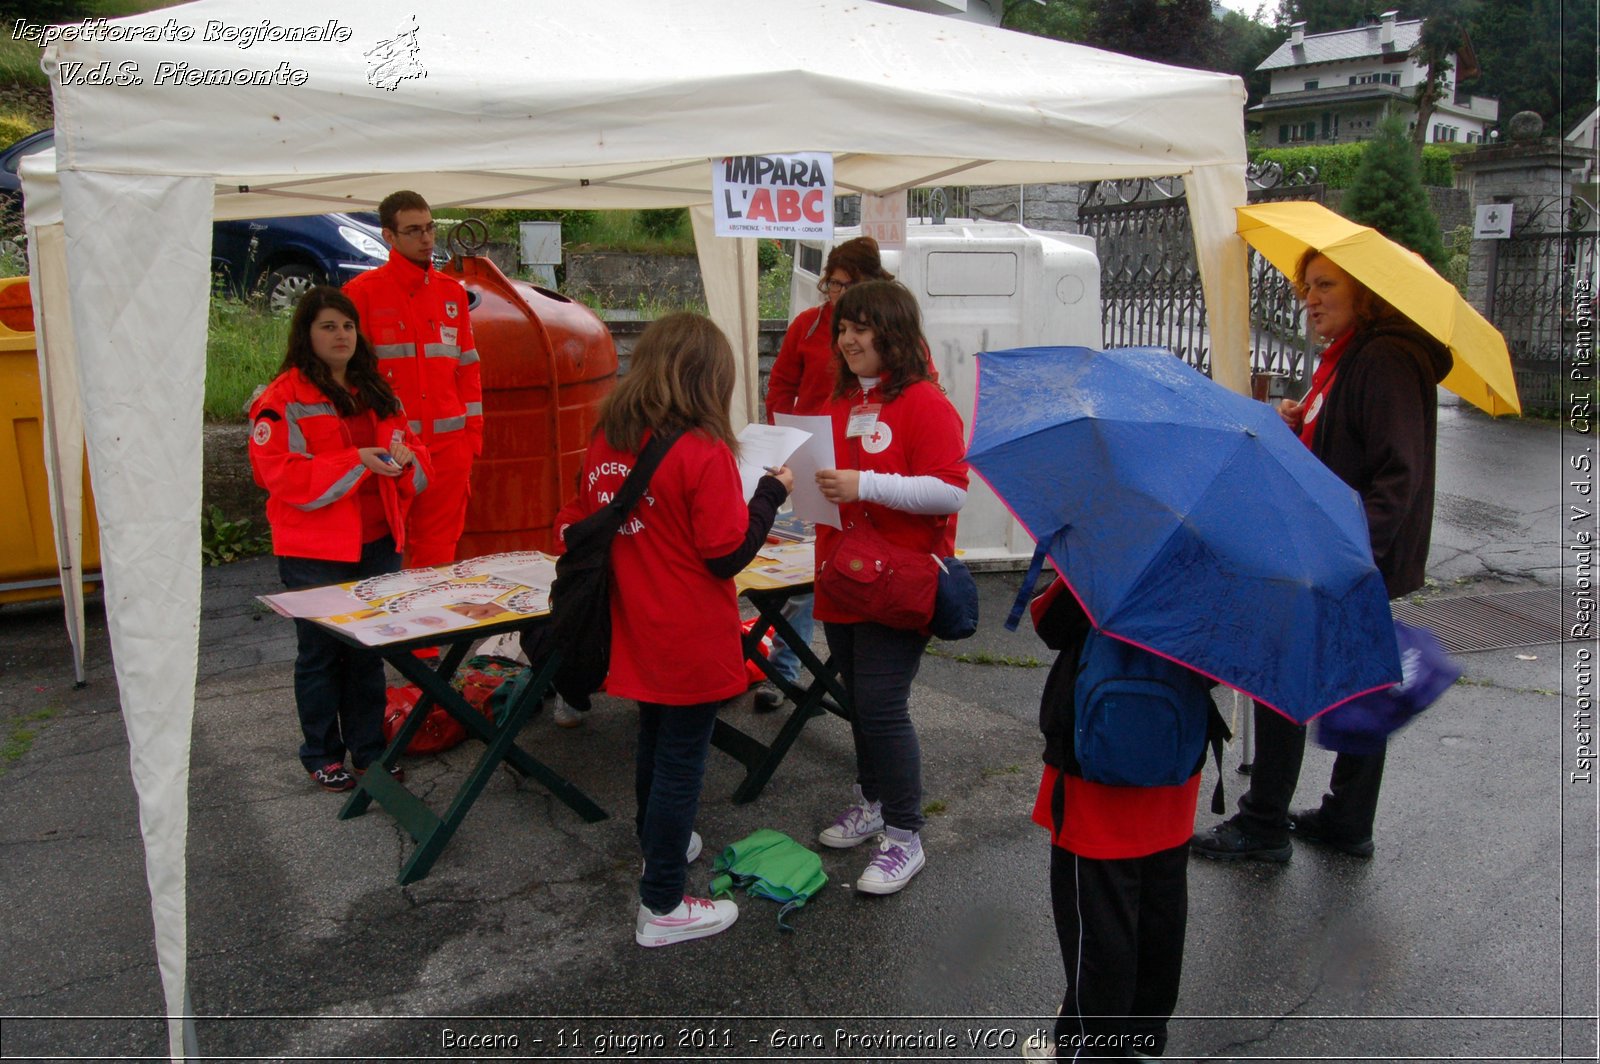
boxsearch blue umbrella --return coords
[969,346,1400,724]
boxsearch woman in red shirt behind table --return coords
[556,313,793,948]
[249,287,431,794]
[755,237,894,713]
[812,280,968,895]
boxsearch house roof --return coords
[1257,18,1423,71]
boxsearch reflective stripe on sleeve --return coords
[465,402,484,418]
[433,415,467,434]
[284,401,338,455]
[374,343,411,361]
[408,420,423,433]
[412,464,429,494]
[296,462,366,511]
[459,348,480,365]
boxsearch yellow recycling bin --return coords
[0,275,102,605]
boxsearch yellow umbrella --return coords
[1236,200,1520,416]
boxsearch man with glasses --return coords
[346,190,482,573]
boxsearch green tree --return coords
[1217,8,1283,105]
[1002,0,1094,41]
[1341,114,1446,268]
[1409,11,1467,151]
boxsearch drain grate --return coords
[1391,587,1566,654]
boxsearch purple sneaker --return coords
[855,827,925,894]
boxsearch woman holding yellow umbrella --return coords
[1192,238,1454,863]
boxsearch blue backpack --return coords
[1073,630,1217,787]
[1008,542,1228,804]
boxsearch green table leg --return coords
[342,639,609,884]
[715,587,854,803]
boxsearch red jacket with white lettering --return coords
[344,253,483,456]
[248,369,432,562]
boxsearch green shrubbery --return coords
[1342,115,1447,268]
[1252,142,1458,189]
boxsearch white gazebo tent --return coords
[22,0,1249,1056]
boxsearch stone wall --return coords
[564,251,705,307]
[966,184,1083,231]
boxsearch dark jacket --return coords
[1310,320,1452,599]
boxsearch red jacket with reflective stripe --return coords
[249,369,432,562]
[344,253,483,455]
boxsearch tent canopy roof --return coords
[38,0,1245,221]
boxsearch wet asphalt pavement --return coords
[0,398,1594,1062]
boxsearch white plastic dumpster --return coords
[789,222,1102,564]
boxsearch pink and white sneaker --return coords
[634,895,739,948]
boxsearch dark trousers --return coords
[278,537,400,772]
[823,620,929,833]
[1048,842,1188,1061]
[635,700,721,914]
[1235,700,1387,843]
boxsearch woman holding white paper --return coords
[756,237,894,713]
[811,280,968,895]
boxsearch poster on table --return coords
[713,152,834,239]
[258,552,558,646]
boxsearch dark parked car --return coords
[2,129,392,310]
[210,212,391,311]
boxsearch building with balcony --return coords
[1250,10,1499,146]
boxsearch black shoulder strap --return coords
[589,431,681,539]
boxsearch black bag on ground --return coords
[525,432,679,709]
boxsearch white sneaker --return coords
[1021,1031,1056,1060]
[818,784,884,848]
[641,830,703,873]
[634,895,739,947]
[552,696,583,728]
[855,828,925,894]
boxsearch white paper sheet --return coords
[773,413,842,528]
[344,608,477,646]
[735,422,812,500]
[257,586,369,619]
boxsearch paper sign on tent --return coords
[774,412,841,529]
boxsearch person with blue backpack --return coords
[1022,576,1225,1062]
[1190,249,1450,863]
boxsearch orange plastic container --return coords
[0,276,102,604]
[446,257,617,556]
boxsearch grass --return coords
[922,799,948,816]
[1,706,59,780]
[206,298,286,420]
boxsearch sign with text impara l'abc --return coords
[713,153,834,239]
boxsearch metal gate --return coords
[1487,197,1597,415]
[1076,164,1325,391]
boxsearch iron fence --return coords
[1077,168,1325,390]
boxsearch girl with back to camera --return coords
[555,313,793,947]
[249,286,432,793]
[812,280,968,895]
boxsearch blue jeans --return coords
[635,700,722,913]
[823,620,929,833]
[766,593,815,685]
[278,537,400,772]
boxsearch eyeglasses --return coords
[396,223,437,239]
[818,277,855,295]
